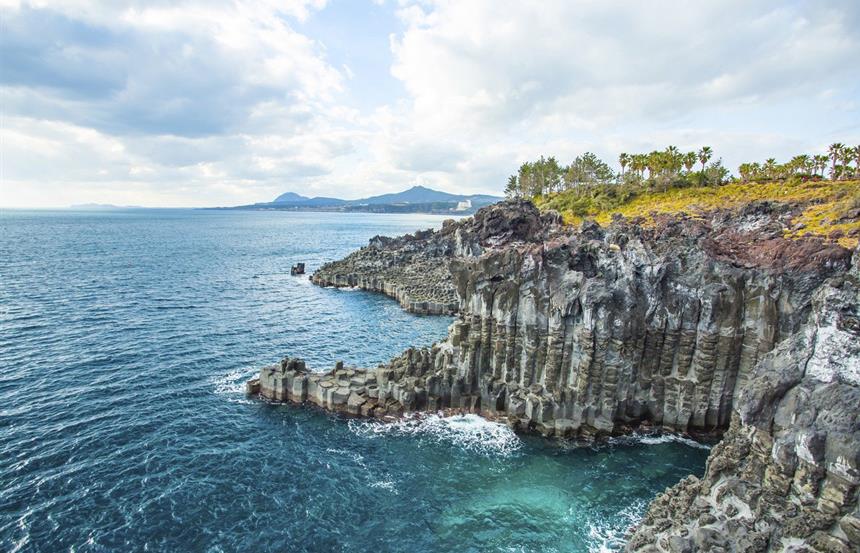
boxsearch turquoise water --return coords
[0,209,709,552]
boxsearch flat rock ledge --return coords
[247,357,417,419]
[246,351,492,422]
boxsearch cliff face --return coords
[249,199,858,551]
[627,271,860,552]
[299,201,850,438]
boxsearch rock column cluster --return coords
[626,267,860,552]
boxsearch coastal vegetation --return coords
[504,144,860,248]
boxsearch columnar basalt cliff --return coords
[249,199,859,551]
[627,269,860,552]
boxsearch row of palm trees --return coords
[617,146,716,184]
[738,144,860,182]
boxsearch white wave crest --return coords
[349,413,522,458]
[368,479,399,494]
[632,433,712,450]
[602,431,712,451]
[586,500,647,553]
[211,366,259,402]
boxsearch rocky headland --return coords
[248,199,859,551]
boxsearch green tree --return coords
[829,143,844,180]
[665,146,682,176]
[618,153,630,177]
[565,152,614,188]
[631,154,647,179]
[764,158,777,180]
[505,174,519,198]
[840,147,854,180]
[698,146,713,173]
[790,155,811,175]
[646,151,662,180]
[683,152,697,173]
[853,146,860,179]
[813,154,828,177]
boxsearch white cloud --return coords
[1,0,859,207]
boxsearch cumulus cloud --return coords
[1,0,858,207]
[390,1,859,143]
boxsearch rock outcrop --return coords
[310,200,561,314]
[626,268,860,552]
[310,224,459,314]
[250,199,858,551]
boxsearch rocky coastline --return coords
[248,200,859,551]
[310,225,460,315]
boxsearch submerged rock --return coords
[251,199,859,551]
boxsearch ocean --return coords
[0,209,709,552]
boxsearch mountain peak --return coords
[273,191,309,203]
[264,185,502,211]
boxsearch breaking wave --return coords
[630,433,712,450]
[349,413,522,458]
[586,500,648,553]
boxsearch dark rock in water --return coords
[252,199,859,551]
[290,262,305,276]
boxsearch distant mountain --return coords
[273,192,346,206]
[354,185,462,205]
[273,191,308,203]
[224,185,502,214]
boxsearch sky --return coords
[1,0,859,208]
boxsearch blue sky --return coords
[1,0,859,207]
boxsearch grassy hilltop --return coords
[505,144,860,249]
[536,179,860,249]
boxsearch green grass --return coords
[534,180,860,249]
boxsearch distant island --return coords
[219,185,502,214]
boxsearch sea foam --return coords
[349,413,522,457]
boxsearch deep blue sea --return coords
[0,209,709,553]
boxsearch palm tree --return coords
[664,146,680,175]
[698,146,713,174]
[738,163,752,183]
[683,152,697,173]
[646,151,663,180]
[854,145,860,179]
[791,155,811,176]
[840,147,854,180]
[813,154,828,177]
[750,162,763,181]
[632,154,647,179]
[618,153,630,178]
[829,143,844,180]
[764,158,777,180]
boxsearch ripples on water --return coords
[0,209,709,552]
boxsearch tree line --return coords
[505,143,860,199]
[739,144,860,182]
